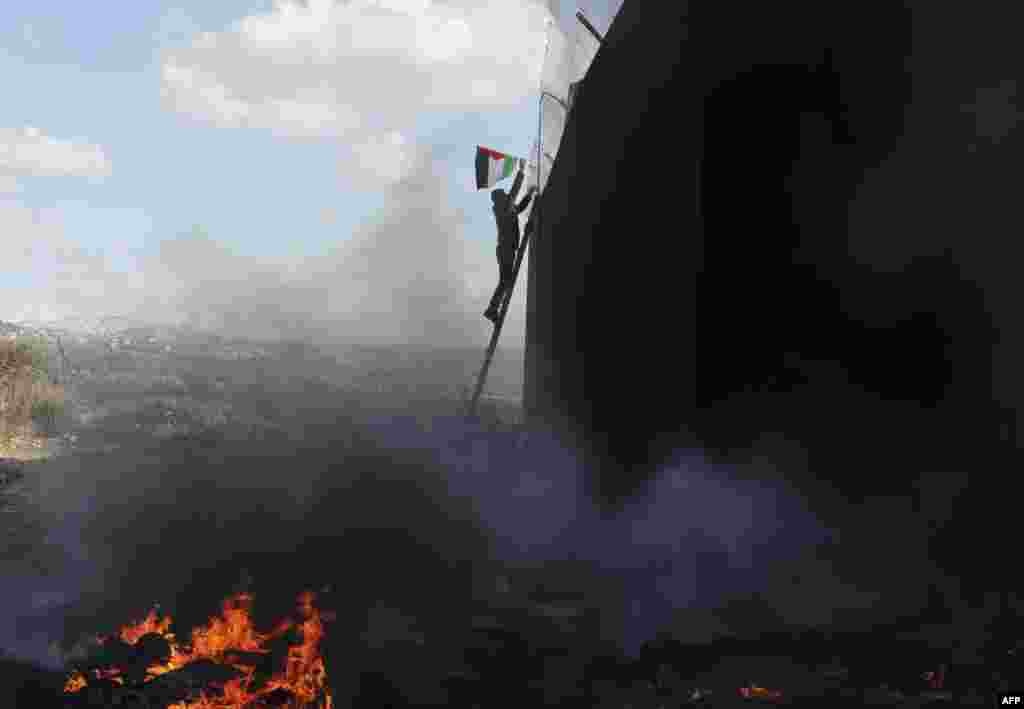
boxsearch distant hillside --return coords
[0,320,28,338]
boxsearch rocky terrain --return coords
[1,318,523,457]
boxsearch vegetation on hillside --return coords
[0,336,65,449]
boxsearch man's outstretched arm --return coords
[515,187,537,214]
[507,165,525,205]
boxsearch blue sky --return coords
[2,2,527,258]
[1,0,621,341]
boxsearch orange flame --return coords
[118,607,173,645]
[738,683,784,701]
[64,591,333,708]
[63,672,87,693]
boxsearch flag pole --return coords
[465,20,549,420]
[575,10,604,44]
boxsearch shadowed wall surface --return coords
[524,0,1024,568]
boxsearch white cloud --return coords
[153,0,548,343]
[2,0,554,346]
[159,0,551,183]
[346,130,417,188]
[0,126,112,179]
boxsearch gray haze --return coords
[5,146,501,349]
[146,147,488,347]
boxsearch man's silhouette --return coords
[485,166,537,323]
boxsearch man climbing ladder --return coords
[466,138,540,417]
[466,161,539,418]
[485,163,537,324]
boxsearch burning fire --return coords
[64,591,334,708]
[738,683,784,702]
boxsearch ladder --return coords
[465,223,534,418]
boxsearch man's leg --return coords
[485,244,517,322]
[484,246,505,321]
[485,283,505,321]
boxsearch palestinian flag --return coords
[475,146,525,190]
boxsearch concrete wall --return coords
[524,0,1024,526]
